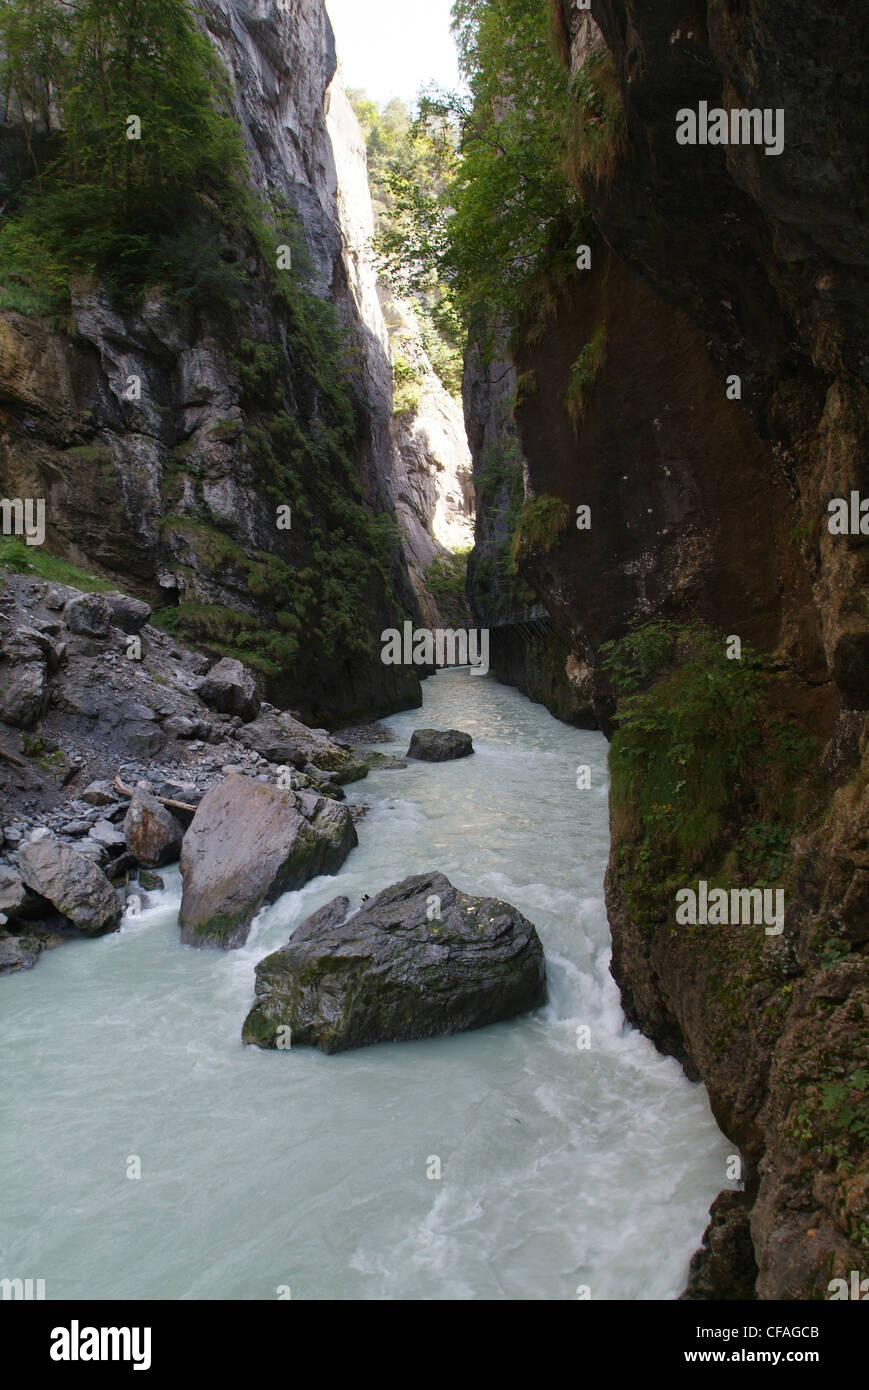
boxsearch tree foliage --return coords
[371,0,587,344]
[0,0,248,309]
[349,88,463,396]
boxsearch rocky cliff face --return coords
[386,295,474,625]
[467,0,869,1296]
[464,339,595,722]
[325,78,474,628]
[0,0,424,726]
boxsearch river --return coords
[0,668,730,1299]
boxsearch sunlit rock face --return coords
[325,75,474,627]
[386,296,475,623]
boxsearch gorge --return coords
[1,0,867,1304]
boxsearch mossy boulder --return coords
[242,870,546,1053]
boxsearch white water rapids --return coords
[0,668,730,1299]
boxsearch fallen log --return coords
[112,775,197,815]
[0,746,28,769]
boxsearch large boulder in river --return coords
[18,829,122,936]
[123,788,184,868]
[196,657,260,721]
[242,871,546,1053]
[179,774,357,949]
[407,728,474,762]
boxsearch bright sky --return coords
[326,0,461,107]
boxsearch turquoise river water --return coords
[0,668,730,1299]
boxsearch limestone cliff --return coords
[324,79,474,626]
[0,0,422,725]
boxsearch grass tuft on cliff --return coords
[511,495,571,570]
[565,48,628,189]
[602,619,820,871]
[566,324,607,426]
[0,536,113,593]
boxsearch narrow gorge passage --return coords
[0,670,728,1300]
[0,0,865,1328]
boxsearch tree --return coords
[370,0,586,344]
[0,0,248,308]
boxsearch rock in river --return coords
[179,774,357,949]
[406,728,474,762]
[242,870,546,1053]
[17,829,122,936]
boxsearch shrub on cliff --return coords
[424,550,472,626]
[0,0,247,310]
[511,495,571,568]
[602,620,819,871]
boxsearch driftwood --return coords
[112,775,197,815]
[0,746,27,769]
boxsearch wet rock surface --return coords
[0,570,372,969]
[123,789,184,869]
[18,830,121,937]
[179,774,358,949]
[406,728,474,762]
[242,870,547,1053]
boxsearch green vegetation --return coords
[392,352,425,418]
[20,731,66,776]
[511,495,570,568]
[788,1066,869,1180]
[155,327,407,675]
[566,324,607,425]
[368,0,590,350]
[349,91,463,399]
[601,620,819,871]
[424,550,472,625]
[0,536,113,591]
[469,436,535,610]
[565,47,628,188]
[0,0,249,314]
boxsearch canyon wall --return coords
[467,0,869,1296]
[0,0,425,725]
[327,78,475,629]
